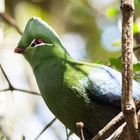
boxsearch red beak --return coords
[14,47,25,54]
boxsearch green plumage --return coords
[15,17,140,139]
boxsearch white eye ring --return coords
[30,39,53,47]
[35,43,53,47]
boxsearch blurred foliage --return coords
[133,22,140,33]
[106,7,119,18]
[134,63,140,72]
[112,40,121,47]
[5,0,122,62]
[109,58,122,71]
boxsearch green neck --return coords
[23,44,72,70]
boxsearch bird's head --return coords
[15,17,69,60]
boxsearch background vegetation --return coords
[1,0,140,139]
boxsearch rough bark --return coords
[121,0,139,139]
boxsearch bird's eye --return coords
[31,38,45,47]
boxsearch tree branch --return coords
[107,123,127,140]
[0,64,40,96]
[0,12,22,35]
[91,97,140,140]
[34,117,57,140]
[121,0,139,139]
[91,112,124,140]
[108,109,140,140]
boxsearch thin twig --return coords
[108,109,140,140]
[34,117,57,140]
[0,88,40,96]
[76,122,85,140]
[13,88,40,96]
[0,12,22,35]
[0,64,14,90]
[107,123,127,140]
[0,64,40,96]
[91,112,124,140]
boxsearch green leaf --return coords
[135,0,140,5]
[95,60,104,64]
[133,22,140,33]
[106,7,118,18]
[109,58,122,71]
[133,63,140,72]
[112,40,121,47]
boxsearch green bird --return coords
[15,17,140,140]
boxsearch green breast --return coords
[33,59,120,139]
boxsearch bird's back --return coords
[64,62,140,139]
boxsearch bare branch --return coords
[108,110,140,140]
[34,117,57,140]
[121,0,139,139]
[107,123,127,140]
[91,112,124,140]
[91,97,140,140]
[0,64,40,96]
[0,64,14,90]
[0,12,22,35]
